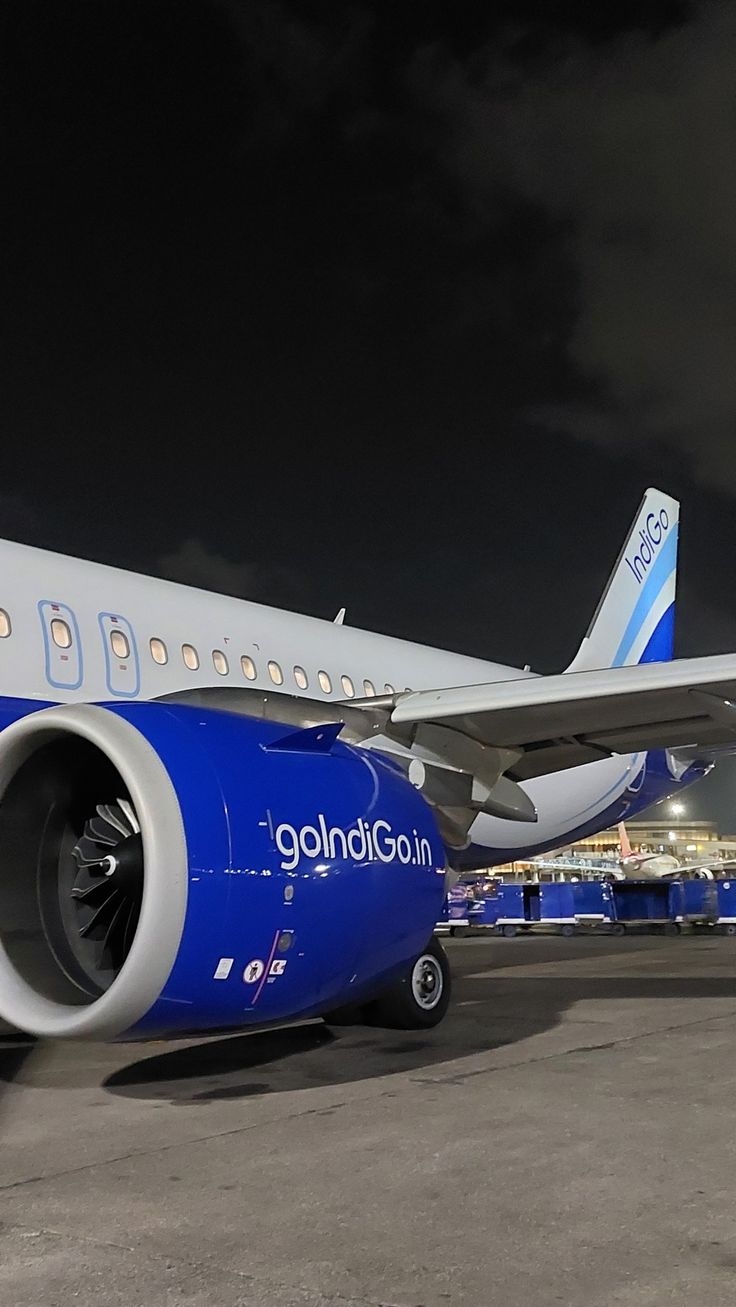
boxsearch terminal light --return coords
[669,801,685,816]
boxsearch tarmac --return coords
[2,932,736,1306]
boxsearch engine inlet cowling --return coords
[0,704,188,1039]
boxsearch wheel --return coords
[366,938,451,1030]
[501,924,517,938]
[560,924,575,938]
[449,925,469,938]
[725,924,736,937]
[662,922,681,936]
[610,923,625,936]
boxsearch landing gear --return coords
[366,937,452,1030]
[324,939,452,1031]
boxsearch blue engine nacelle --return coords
[0,700,446,1040]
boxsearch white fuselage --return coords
[0,539,646,862]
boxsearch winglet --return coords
[567,487,680,672]
[334,607,346,625]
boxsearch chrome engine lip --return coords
[0,703,188,1039]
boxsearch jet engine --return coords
[0,700,446,1040]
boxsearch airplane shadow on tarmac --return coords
[2,940,736,1109]
[100,940,736,1106]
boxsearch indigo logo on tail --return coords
[625,509,670,584]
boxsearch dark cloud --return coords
[215,1,374,148]
[411,3,736,490]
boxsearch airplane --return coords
[1,485,736,1045]
[616,821,681,879]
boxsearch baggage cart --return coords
[669,879,718,928]
[609,880,678,933]
[716,880,736,935]
[539,880,615,935]
[494,882,541,937]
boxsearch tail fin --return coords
[617,822,633,859]
[567,487,679,672]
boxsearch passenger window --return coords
[51,618,72,649]
[241,654,257,680]
[363,678,375,697]
[110,630,130,660]
[341,674,355,698]
[318,670,332,694]
[182,643,199,671]
[268,660,284,686]
[150,637,168,665]
[294,665,308,689]
[212,649,229,676]
[384,682,395,694]
[0,610,11,638]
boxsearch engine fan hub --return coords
[88,833,143,895]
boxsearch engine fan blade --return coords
[70,796,144,981]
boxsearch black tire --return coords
[322,1001,371,1026]
[611,923,626,936]
[560,924,575,938]
[366,938,451,1030]
[501,924,517,938]
[450,925,469,938]
[726,924,736,937]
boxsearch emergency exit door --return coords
[38,600,83,691]
[98,612,140,697]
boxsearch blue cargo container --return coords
[538,880,615,934]
[716,880,736,934]
[493,883,541,936]
[478,894,500,927]
[609,880,675,930]
[669,879,718,926]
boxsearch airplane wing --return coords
[387,653,736,783]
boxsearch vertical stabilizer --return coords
[618,822,633,859]
[567,488,679,672]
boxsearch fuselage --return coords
[0,539,702,865]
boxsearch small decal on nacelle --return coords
[243,959,265,983]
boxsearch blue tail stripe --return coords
[612,526,678,666]
[637,602,675,665]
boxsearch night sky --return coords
[2,1,736,823]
